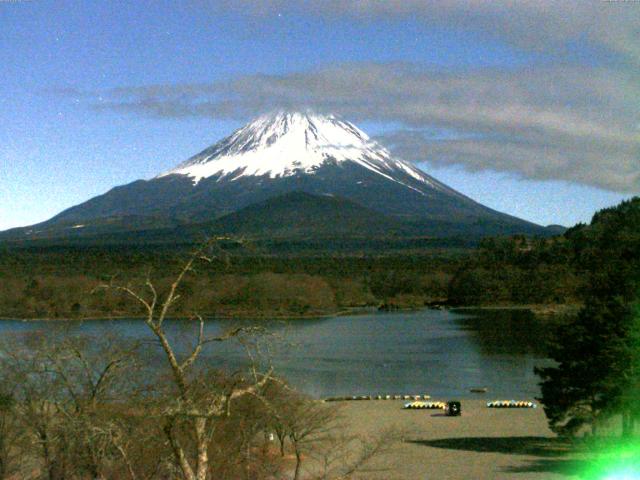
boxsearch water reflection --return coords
[451,308,553,355]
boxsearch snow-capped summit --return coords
[159,111,447,194]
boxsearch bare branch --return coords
[228,367,274,403]
[180,314,205,372]
[145,277,158,320]
[99,283,154,317]
[164,421,197,480]
[157,239,219,327]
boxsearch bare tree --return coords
[97,239,274,480]
[310,429,397,480]
[260,384,395,480]
[0,330,142,480]
[279,395,337,480]
[205,391,285,480]
[0,390,21,479]
[1,332,71,480]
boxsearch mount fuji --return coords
[2,111,550,242]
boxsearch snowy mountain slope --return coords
[1,111,547,241]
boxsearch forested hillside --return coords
[1,198,637,320]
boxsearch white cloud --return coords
[92,62,640,192]
[71,1,640,193]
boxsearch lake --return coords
[0,308,553,399]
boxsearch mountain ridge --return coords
[1,111,550,242]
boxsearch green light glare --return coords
[603,472,637,480]
[580,441,640,480]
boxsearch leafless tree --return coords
[310,430,397,480]
[0,389,21,479]
[0,330,142,480]
[261,384,396,480]
[97,239,274,480]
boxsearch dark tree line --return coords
[536,197,640,438]
[1,235,586,320]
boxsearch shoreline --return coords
[0,303,578,322]
[0,307,373,322]
[451,303,581,317]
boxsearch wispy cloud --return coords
[88,62,640,192]
[68,1,640,193]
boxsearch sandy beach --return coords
[333,399,582,479]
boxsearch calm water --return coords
[0,309,552,399]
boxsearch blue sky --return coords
[1,0,637,230]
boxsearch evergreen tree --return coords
[535,297,631,437]
[536,197,640,438]
[619,301,640,437]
